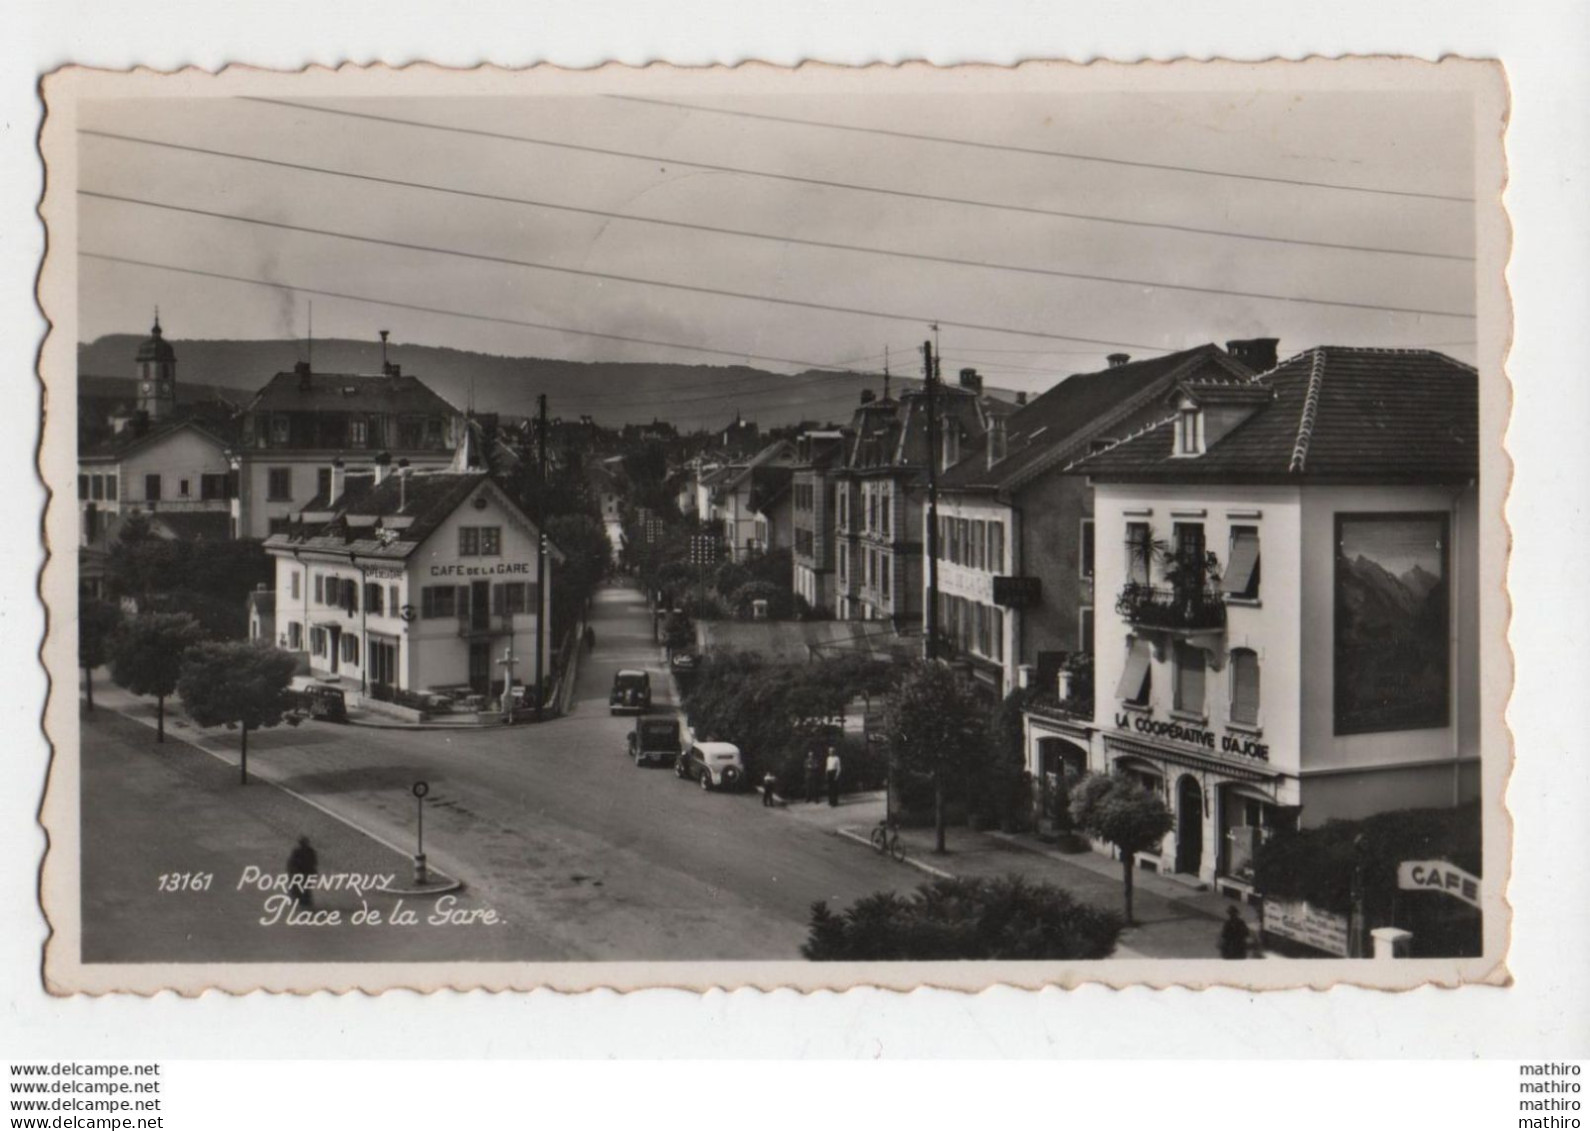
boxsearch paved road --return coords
[84,583,910,962]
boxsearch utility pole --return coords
[923,338,941,662]
[535,393,548,722]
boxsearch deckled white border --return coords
[4,0,1587,1058]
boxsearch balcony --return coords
[1115,581,1226,632]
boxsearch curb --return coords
[834,827,954,880]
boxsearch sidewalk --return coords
[77,706,529,964]
[774,788,1258,960]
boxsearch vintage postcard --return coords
[37,59,1511,994]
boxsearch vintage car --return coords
[675,741,745,792]
[609,669,652,714]
[286,677,348,723]
[669,650,700,671]
[626,715,683,767]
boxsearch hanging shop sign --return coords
[1396,860,1481,908]
[1262,897,1350,957]
[992,575,1041,608]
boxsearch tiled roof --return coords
[246,370,460,417]
[938,344,1253,492]
[1071,347,1478,483]
[79,409,237,461]
[149,511,233,542]
[266,472,495,561]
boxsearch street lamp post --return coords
[411,780,430,885]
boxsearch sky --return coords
[76,87,1478,400]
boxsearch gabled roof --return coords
[245,369,460,417]
[938,344,1253,492]
[264,471,565,563]
[79,410,236,462]
[1071,347,1478,484]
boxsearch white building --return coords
[1029,347,1481,897]
[265,469,563,704]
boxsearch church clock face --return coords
[140,381,152,395]
[157,381,171,398]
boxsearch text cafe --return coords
[1099,712,1295,896]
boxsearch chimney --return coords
[330,457,346,504]
[379,330,392,376]
[987,416,1008,469]
[1226,338,1280,372]
[958,367,983,393]
[1107,353,1131,369]
[295,360,313,391]
[373,451,393,485]
[1015,391,1028,406]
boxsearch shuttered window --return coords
[1225,527,1261,599]
[1114,638,1153,704]
[1174,642,1206,714]
[1230,648,1261,725]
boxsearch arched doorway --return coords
[1176,775,1204,876]
[1035,737,1087,823]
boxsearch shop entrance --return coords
[468,641,491,694]
[1176,776,1204,875]
[1036,737,1088,822]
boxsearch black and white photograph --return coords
[38,60,1510,993]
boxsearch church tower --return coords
[135,312,177,421]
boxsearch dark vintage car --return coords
[287,678,348,723]
[675,741,745,792]
[609,669,653,714]
[627,715,683,767]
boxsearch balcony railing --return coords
[1115,581,1226,631]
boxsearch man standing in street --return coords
[287,835,319,909]
[804,749,821,804]
[825,746,842,808]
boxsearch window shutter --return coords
[1175,642,1206,712]
[1231,650,1261,724]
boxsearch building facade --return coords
[1027,347,1480,896]
[265,470,561,704]
[933,344,1260,696]
[234,360,464,539]
[790,430,847,612]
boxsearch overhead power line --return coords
[239,97,1472,263]
[80,130,1471,320]
[609,95,1477,204]
[79,189,1182,348]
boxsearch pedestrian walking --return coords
[287,835,319,909]
[1219,905,1252,960]
[825,746,842,808]
[762,770,778,807]
[804,750,821,804]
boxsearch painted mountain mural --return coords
[1334,515,1450,735]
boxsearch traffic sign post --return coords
[411,780,430,885]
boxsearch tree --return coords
[109,612,205,741]
[177,641,299,785]
[662,609,695,659]
[1069,771,1174,924]
[802,874,1123,961]
[884,662,991,854]
[78,598,123,713]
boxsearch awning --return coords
[1223,531,1260,595]
[1113,638,1153,701]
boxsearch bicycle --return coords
[870,819,907,863]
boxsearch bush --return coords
[803,874,1124,961]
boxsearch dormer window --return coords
[1175,402,1203,457]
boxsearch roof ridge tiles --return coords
[1288,348,1329,474]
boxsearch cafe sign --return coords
[1397,860,1481,908]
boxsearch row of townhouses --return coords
[773,339,1479,896]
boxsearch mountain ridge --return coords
[76,336,990,430]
